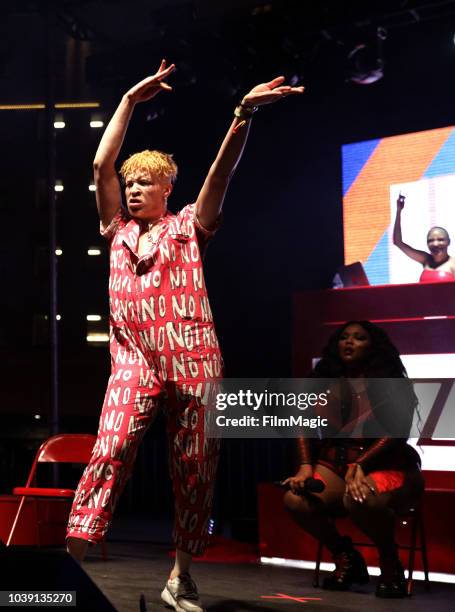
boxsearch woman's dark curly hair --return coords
[312,320,408,378]
[312,321,420,434]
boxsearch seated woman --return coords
[283,321,424,598]
[393,193,455,282]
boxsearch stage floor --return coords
[84,541,454,612]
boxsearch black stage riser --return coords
[0,546,116,611]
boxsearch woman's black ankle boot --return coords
[322,536,370,591]
[376,557,407,598]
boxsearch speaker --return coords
[0,547,116,610]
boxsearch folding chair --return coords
[6,434,105,558]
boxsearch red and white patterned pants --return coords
[67,335,220,556]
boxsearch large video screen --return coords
[342,126,455,285]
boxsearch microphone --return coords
[276,477,325,495]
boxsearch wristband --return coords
[234,103,258,119]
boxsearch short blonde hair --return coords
[120,149,178,184]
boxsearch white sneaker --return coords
[161,573,204,612]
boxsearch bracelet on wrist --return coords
[234,103,258,120]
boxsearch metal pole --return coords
[45,2,59,436]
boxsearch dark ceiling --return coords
[3,0,455,103]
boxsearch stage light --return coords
[0,102,100,110]
[87,332,109,343]
[86,315,102,321]
[347,44,383,84]
[90,120,104,128]
[55,102,100,109]
[34,414,41,420]
[56,315,61,321]
[0,104,45,110]
[89,183,96,191]
[55,248,63,256]
[54,121,66,129]
[54,182,64,192]
[87,248,101,256]
[347,27,387,85]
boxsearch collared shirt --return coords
[100,204,221,365]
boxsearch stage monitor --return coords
[342,126,455,285]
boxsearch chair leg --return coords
[34,499,41,547]
[419,513,431,592]
[6,496,26,546]
[313,541,323,587]
[407,513,418,596]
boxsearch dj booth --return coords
[292,281,455,377]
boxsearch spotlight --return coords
[86,315,101,321]
[54,182,64,192]
[54,121,65,129]
[347,27,387,85]
[87,332,109,343]
[89,183,96,191]
[87,248,101,256]
[55,248,63,256]
[90,120,104,128]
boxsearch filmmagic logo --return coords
[215,414,329,428]
[215,389,329,411]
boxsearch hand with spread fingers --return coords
[241,76,304,109]
[125,59,176,104]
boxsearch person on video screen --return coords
[282,321,423,599]
[393,194,455,282]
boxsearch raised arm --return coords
[93,60,175,228]
[392,195,429,265]
[195,76,304,230]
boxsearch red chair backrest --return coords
[37,434,96,464]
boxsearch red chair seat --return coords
[7,434,96,549]
[13,487,75,497]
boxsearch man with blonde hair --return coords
[66,59,303,611]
